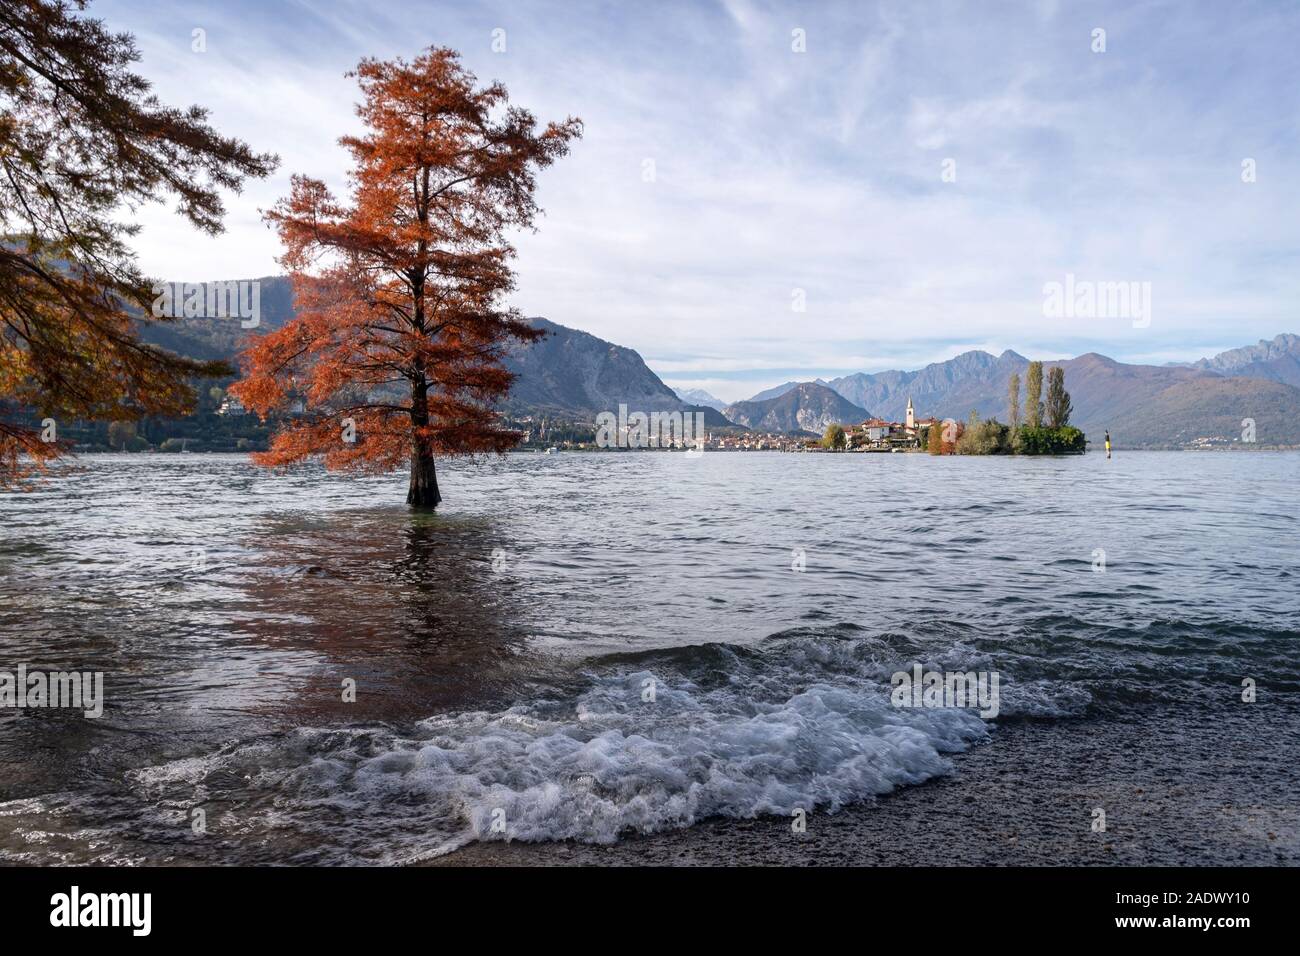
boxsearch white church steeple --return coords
[906,397,915,429]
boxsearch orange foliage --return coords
[0,0,275,487]
[232,48,580,506]
[0,257,228,485]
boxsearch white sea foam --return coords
[0,634,1095,865]
[129,647,1006,863]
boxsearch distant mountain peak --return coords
[743,378,829,403]
[723,382,868,434]
[500,317,730,425]
[1193,332,1300,389]
[672,387,727,412]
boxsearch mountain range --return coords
[739,336,1300,447]
[135,277,1300,447]
[136,281,732,428]
[1191,333,1300,387]
[722,383,869,435]
[499,318,730,426]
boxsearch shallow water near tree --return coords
[0,450,1296,863]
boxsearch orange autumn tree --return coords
[233,48,580,507]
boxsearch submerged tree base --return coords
[407,453,441,508]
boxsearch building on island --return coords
[854,398,938,449]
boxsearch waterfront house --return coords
[857,399,938,449]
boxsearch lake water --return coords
[1,450,1297,864]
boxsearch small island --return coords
[820,362,1087,455]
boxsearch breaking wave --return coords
[125,634,1091,864]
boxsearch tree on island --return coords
[1006,365,1084,454]
[956,410,1012,455]
[0,0,277,487]
[1007,372,1021,431]
[928,418,962,455]
[1046,366,1073,427]
[233,48,581,507]
[927,421,943,455]
[821,423,846,450]
[1024,361,1044,428]
[1014,423,1086,454]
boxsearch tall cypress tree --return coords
[1024,361,1044,428]
[1007,372,1021,430]
[1046,366,1073,428]
[234,48,581,507]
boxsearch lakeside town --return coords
[515,367,1089,456]
[512,397,941,453]
[37,386,1018,455]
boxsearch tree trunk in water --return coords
[407,375,440,507]
[407,448,440,508]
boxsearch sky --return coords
[98,0,1300,402]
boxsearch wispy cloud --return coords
[98,0,1300,400]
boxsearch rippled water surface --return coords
[1,451,1297,863]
